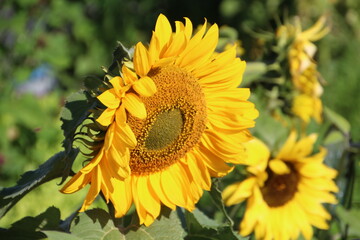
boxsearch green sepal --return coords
[106,41,134,76]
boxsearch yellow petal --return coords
[80,165,102,212]
[148,171,176,209]
[137,175,161,220]
[291,133,317,158]
[133,76,157,97]
[115,105,127,125]
[185,151,211,191]
[111,177,133,217]
[81,148,104,174]
[298,162,338,179]
[183,17,193,40]
[106,146,130,180]
[109,76,123,91]
[114,122,137,148]
[193,46,236,78]
[177,23,219,71]
[96,107,116,127]
[97,89,120,109]
[162,32,186,58]
[269,159,291,175]
[60,171,91,194]
[160,165,188,208]
[123,93,147,119]
[198,58,245,89]
[122,65,138,84]
[276,131,297,159]
[223,178,256,206]
[148,33,160,65]
[133,42,151,77]
[243,138,270,173]
[195,145,233,177]
[154,14,172,50]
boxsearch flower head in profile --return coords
[223,132,338,240]
[61,14,258,226]
[277,16,328,123]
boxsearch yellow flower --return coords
[277,16,328,123]
[61,14,258,226]
[292,94,323,123]
[223,132,338,240]
[287,16,328,80]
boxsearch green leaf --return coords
[61,91,97,152]
[107,42,134,76]
[242,62,267,86]
[68,208,125,240]
[209,178,233,225]
[0,149,79,218]
[250,94,288,150]
[336,205,360,237]
[0,206,61,240]
[43,231,82,240]
[184,208,247,240]
[324,130,345,145]
[183,179,247,240]
[84,75,106,93]
[324,107,351,134]
[126,209,186,240]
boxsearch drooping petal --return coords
[80,165,102,212]
[96,108,117,127]
[60,171,91,194]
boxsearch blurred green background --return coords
[0,0,359,236]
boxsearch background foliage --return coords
[0,0,359,239]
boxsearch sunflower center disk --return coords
[261,163,299,207]
[144,109,184,150]
[128,66,207,175]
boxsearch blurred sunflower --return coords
[223,132,338,240]
[61,14,258,226]
[277,16,328,123]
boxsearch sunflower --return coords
[223,132,338,240]
[286,16,328,92]
[61,14,258,226]
[277,17,328,123]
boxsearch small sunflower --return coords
[223,132,338,240]
[277,17,328,123]
[286,16,328,90]
[61,14,258,226]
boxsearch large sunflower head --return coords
[61,14,258,226]
[223,131,338,240]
